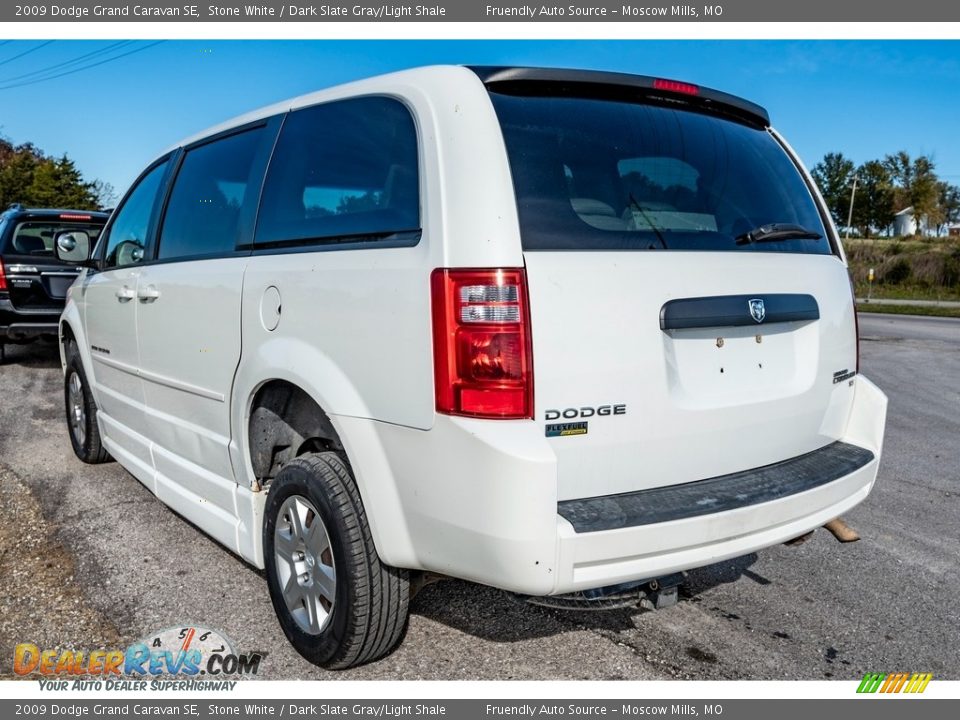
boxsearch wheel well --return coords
[60,322,76,347]
[248,380,346,488]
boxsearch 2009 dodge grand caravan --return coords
[59,66,887,669]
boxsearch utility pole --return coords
[845,175,859,239]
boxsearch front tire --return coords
[64,342,111,464]
[264,452,409,669]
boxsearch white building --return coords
[893,206,919,237]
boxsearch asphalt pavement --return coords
[0,313,957,680]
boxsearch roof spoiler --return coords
[468,66,770,128]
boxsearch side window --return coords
[157,127,265,261]
[256,96,419,247]
[102,161,167,269]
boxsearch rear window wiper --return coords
[735,223,822,245]
[627,193,668,249]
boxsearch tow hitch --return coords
[520,572,686,611]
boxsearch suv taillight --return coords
[0,257,7,291]
[431,268,534,419]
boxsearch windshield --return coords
[489,91,831,254]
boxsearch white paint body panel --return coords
[136,259,244,484]
[62,65,887,596]
[524,251,858,502]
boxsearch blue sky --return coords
[1,40,958,198]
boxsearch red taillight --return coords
[653,78,700,96]
[59,213,92,221]
[431,268,534,419]
[0,257,7,291]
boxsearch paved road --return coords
[1,313,957,680]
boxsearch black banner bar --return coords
[0,700,958,720]
[2,1,960,23]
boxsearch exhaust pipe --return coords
[784,517,861,547]
[823,517,860,543]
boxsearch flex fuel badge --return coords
[546,421,588,438]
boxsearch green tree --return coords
[911,156,941,233]
[27,155,98,209]
[0,136,103,210]
[936,181,960,235]
[852,160,895,237]
[0,137,14,166]
[811,152,855,227]
[883,150,914,206]
[883,151,940,235]
[0,145,41,208]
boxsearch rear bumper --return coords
[553,375,886,594]
[0,297,60,340]
[338,375,887,596]
[558,441,873,533]
[555,445,877,593]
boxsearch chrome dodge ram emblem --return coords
[748,298,766,323]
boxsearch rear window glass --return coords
[255,96,419,248]
[7,221,104,256]
[489,91,830,254]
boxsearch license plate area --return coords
[662,320,818,408]
[43,273,80,299]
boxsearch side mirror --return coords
[114,240,144,266]
[54,231,91,264]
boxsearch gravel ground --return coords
[0,312,957,680]
[0,464,122,680]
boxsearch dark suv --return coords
[0,205,109,360]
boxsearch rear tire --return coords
[264,452,409,669]
[64,342,111,464]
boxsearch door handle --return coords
[138,285,161,303]
[115,285,136,302]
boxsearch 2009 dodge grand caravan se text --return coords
[58,66,887,669]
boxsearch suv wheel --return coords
[64,342,111,464]
[264,452,409,669]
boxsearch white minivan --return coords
[59,66,887,669]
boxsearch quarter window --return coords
[102,161,168,269]
[157,128,265,261]
[256,97,419,248]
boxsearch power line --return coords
[0,41,165,91]
[0,40,55,69]
[0,41,132,84]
